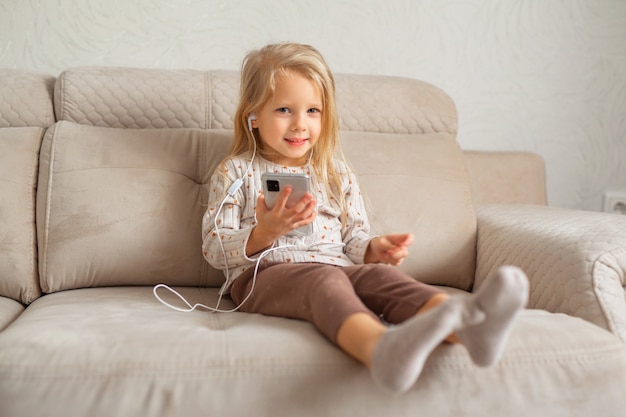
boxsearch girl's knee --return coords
[307,265,354,297]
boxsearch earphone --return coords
[247,112,256,132]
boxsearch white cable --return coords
[212,139,257,308]
[154,135,271,313]
[153,244,294,313]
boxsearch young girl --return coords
[202,42,529,394]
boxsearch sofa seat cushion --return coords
[1,287,625,417]
[0,296,24,332]
[0,127,44,304]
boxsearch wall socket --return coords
[603,191,626,214]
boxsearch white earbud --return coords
[247,113,256,132]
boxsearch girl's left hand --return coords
[364,233,414,266]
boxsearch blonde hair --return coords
[230,42,349,217]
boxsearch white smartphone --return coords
[261,172,313,237]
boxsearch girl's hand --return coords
[246,187,317,256]
[364,233,414,265]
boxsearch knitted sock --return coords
[457,265,529,367]
[371,296,483,394]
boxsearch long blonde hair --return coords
[231,42,349,216]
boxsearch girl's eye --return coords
[277,107,290,114]
[308,108,321,114]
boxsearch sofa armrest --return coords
[475,204,626,341]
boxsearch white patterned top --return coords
[202,152,372,288]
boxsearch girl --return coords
[202,43,528,394]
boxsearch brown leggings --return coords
[230,262,444,344]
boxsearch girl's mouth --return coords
[285,137,308,144]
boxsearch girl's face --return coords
[252,71,322,166]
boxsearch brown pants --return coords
[230,262,444,344]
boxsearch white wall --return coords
[2,0,625,211]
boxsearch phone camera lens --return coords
[267,180,280,192]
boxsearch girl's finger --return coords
[274,186,293,210]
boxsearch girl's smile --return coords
[285,137,308,145]
[252,70,322,166]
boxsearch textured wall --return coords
[1,0,625,211]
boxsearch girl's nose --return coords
[291,113,307,131]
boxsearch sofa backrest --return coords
[1,67,478,303]
[35,67,476,294]
[0,70,55,304]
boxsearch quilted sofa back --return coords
[1,67,476,304]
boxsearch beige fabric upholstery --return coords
[0,128,44,303]
[343,132,476,290]
[1,287,625,417]
[476,204,626,341]
[37,123,477,293]
[0,70,53,304]
[0,296,24,332]
[335,74,457,134]
[55,68,231,129]
[0,70,56,128]
[37,122,229,292]
[40,68,473,292]
[55,68,457,135]
[464,150,547,205]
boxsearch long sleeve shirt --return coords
[201,152,372,289]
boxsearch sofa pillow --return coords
[0,127,44,303]
[37,121,230,293]
[341,131,476,290]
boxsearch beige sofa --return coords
[1,67,626,417]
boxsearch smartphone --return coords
[261,172,313,237]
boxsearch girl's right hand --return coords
[246,187,317,255]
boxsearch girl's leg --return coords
[415,293,460,343]
[341,263,447,324]
[230,262,381,343]
[231,262,460,382]
[368,297,473,393]
[335,264,462,368]
[395,265,529,367]
[340,263,528,393]
[335,312,385,367]
[231,262,527,394]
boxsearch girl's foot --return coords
[371,296,481,393]
[457,266,529,367]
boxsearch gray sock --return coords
[371,296,482,394]
[457,266,529,367]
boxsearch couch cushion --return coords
[342,132,476,290]
[0,128,43,304]
[1,287,625,417]
[37,121,230,292]
[0,70,56,128]
[0,296,24,332]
